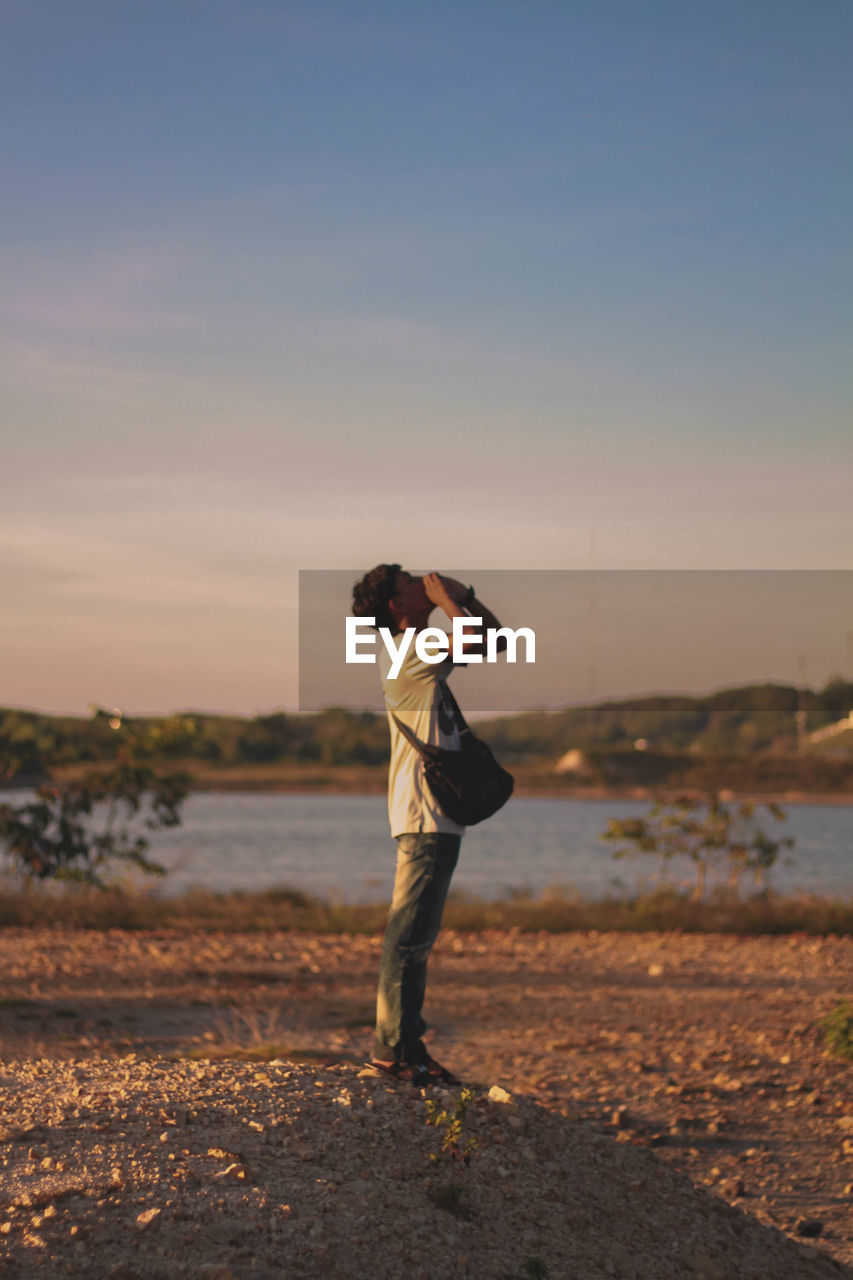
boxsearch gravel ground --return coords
[1,928,851,1278]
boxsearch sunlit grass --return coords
[0,882,851,935]
[177,1004,363,1065]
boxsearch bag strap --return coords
[439,679,473,742]
[391,677,470,758]
[390,712,437,761]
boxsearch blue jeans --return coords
[373,832,461,1064]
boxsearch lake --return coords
[68,792,853,903]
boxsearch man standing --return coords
[351,566,506,1085]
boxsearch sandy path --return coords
[1,928,851,1271]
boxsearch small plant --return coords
[602,793,793,900]
[820,999,853,1061]
[426,1086,478,1167]
[425,1086,478,1219]
[523,1259,550,1280]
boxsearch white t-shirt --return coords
[379,642,465,838]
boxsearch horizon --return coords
[4,670,850,725]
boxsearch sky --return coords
[300,570,853,714]
[2,1,851,716]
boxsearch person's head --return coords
[351,565,431,632]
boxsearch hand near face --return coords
[422,572,466,606]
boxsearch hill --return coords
[2,678,852,794]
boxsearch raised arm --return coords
[421,572,507,656]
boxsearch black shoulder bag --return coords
[392,682,514,826]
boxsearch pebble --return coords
[487,1085,513,1104]
[720,1178,746,1199]
[214,1163,253,1183]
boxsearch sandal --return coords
[418,1054,462,1086]
[365,1059,431,1086]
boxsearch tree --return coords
[0,709,192,888]
[820,677,853,725]
[602,793,793,900]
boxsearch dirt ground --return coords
[1,927,851,1270]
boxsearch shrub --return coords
[602,793,793,900]
[0,710,190,888]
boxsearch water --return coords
[5,792,844,904]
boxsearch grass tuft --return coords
[428,1181,474,1221]
[820,999,853,1061]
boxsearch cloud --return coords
[0,246,199,339]
[6,342,156,407]
[0,518,298,715]
[0,545,86,590]
[1,514,286,615]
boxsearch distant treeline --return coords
[477,678,853,759]
[2,679,852,783]
[0,707,390,778]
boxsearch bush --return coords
[602,792,793,900]
[0,710,190,888]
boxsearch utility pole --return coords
[585,529,599,747]
[795,655,808,753]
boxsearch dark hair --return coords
[351,564,401,632]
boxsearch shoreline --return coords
[5,757,850,806]
[168,778,853,806]
[196,784,853,806]
[5,775,853,807]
